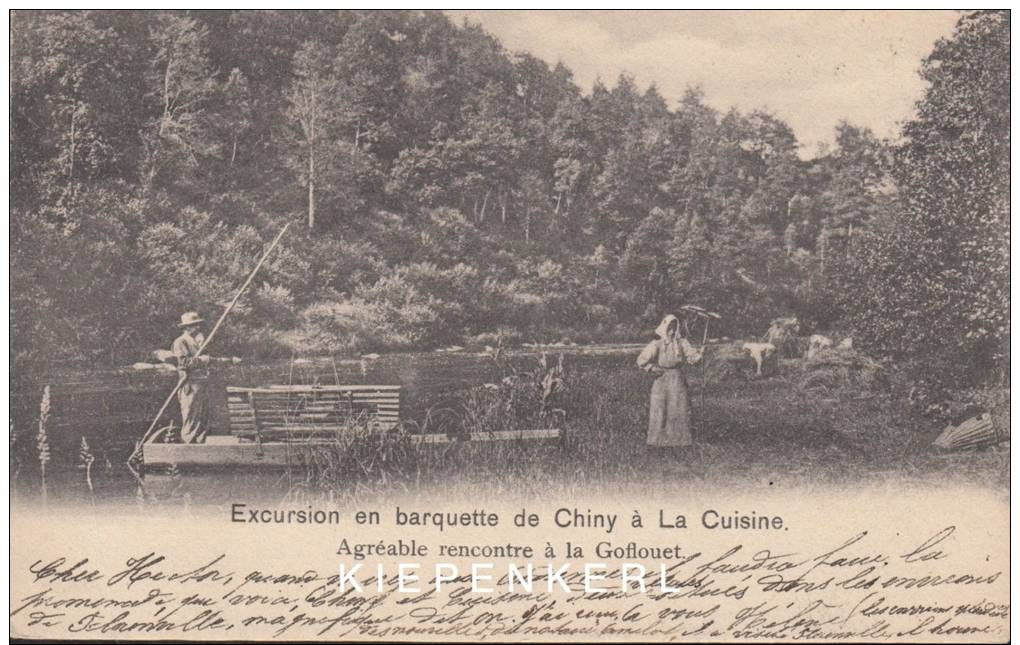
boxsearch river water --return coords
[10,345,644,507]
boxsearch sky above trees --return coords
[446,10,958,156]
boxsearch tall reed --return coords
[79,436,96,500]
[37,385,51,505]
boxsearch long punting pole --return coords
[130,222,292,457]
[700,317,710,410]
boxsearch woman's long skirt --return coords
[647,369,693,447]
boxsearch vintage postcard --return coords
[8,9,1010,643]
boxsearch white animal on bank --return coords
[742,342,778,376]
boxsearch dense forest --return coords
[10,10,1009,389]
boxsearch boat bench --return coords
[226,385,400,440]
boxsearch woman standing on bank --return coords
[637,314,704,453]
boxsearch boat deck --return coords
[142,429,563,468]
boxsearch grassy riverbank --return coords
[279,357,1009,504]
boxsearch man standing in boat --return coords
[172,311,212,443]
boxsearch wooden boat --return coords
[142,383,561,468]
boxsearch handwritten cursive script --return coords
[10,526,1008,641]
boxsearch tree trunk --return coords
[479,188,491,223]
[230,137,238,167]
[160,56,173,138]
[819,235,826,276]
[308,144,316,229]
[68,108,76,183]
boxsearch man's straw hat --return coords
[179,311,204,327]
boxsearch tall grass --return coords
[282,355,573,502]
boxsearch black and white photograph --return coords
[8,9,1010,643]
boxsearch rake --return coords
[679,305,721,412]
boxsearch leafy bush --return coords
[841,11,1009,386]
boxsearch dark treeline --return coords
[10,10,1008,388]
